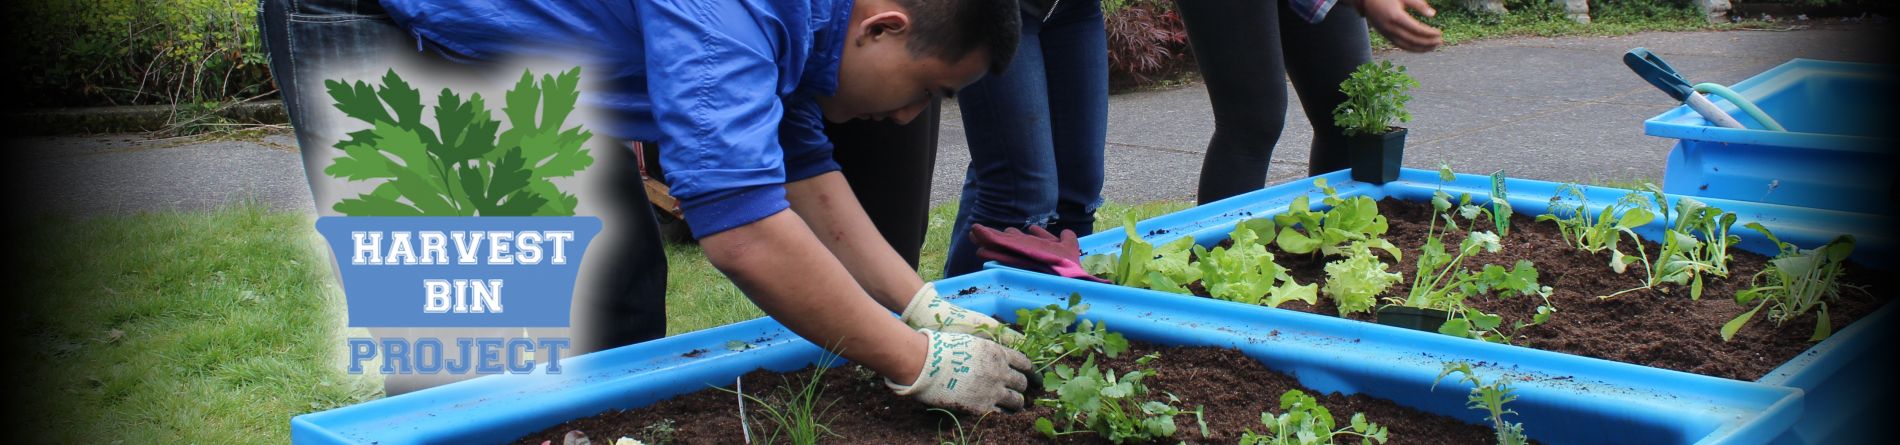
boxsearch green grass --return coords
[20,203,380,444]
[1370,0,1757,50]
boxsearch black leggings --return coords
[1176,0,1372,204]
[827,101,941,270]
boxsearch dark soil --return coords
[1186,199,1891,382]
[513,342,1499,445]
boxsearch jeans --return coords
[1177,0,1372,204]
[944,0,1109,277]
[259,0,666,394]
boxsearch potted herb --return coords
[1333,60,1419,184]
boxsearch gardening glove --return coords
[901,284,1026,346]
[970,224,1111,284]
[886,329,1032,414]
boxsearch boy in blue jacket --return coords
[265,0,1030,413]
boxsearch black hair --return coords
[893,0,1020,75]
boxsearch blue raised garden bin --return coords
[1644,59,1897,214]
[1064,168,1897,445]
[292,267,1804,444]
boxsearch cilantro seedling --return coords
[1033,353,1207,444]
[1434,362,1529,445]
[992,293,1131,373]
[1333,60,1418,137]
[323,68,595,216]
[1722,227,1861,342]
[1239,389,1389,445]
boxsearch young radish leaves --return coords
[1721,228,1861,342]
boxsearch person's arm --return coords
[783,171,923,312]
[635,0,926,383]
[699,210,927,383]
[1337,0,1436,52]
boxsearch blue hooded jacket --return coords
[382,0,855,238]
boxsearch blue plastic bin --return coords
[1644,59,1897,214]
[292,268,1802,444]
[1066,168,1897,445]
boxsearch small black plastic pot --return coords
[1375,305,1449,332]
[1347,127,1406,184]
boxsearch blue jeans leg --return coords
[943,2,1109,277]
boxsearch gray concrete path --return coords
[16,24,1893,217]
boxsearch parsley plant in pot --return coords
[1334,61,1418,184]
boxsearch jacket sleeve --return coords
[638,0,799,239]
[1288,0,1340,23]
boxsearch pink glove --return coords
[970,224,1111,283]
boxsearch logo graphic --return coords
[312,68,600,374]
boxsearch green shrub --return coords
[5,0,268,108]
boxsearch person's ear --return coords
[854,11,911,46]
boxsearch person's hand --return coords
[901,284,1026,345]
[1350,0,1443,52]
[886,329,1032,414]
[971,224,1112,283]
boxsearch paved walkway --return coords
[16,24,1892,217]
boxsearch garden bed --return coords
[1174,199,1889,382]
[512,341,1500,444]
[292,267,1803,444]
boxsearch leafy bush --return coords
[1333,61,1419,136]
[1103,0,1191,87]
[5,0,268,107]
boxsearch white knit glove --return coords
[900,283,1025,346]
[886,329,1032,414]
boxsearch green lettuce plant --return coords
[1273,178,1401,259]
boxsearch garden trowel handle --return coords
[1624,48,1744,129]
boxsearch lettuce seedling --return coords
[1034,354,1207,444]
[1274,178,1401,260]
[1323,240,1404,316]
[1434,362,1529,445]
[1722,227,1860,342]
[1085,213,1199,290]
[1195,234,1318,307]
[1239,389,1389,445]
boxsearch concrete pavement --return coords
[16,24,1894,217]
